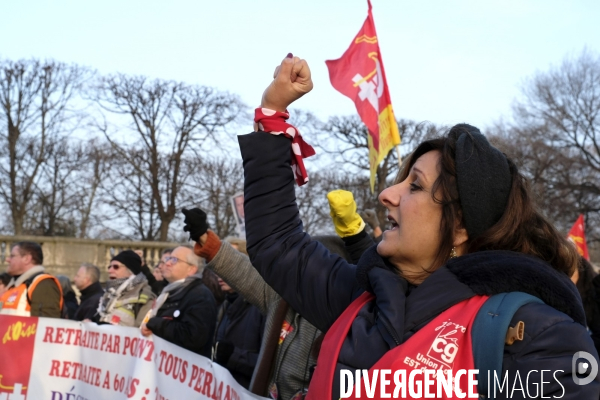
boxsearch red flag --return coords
[326,0,400,192]
[568,214,589,260]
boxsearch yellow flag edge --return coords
[369,105,401,193]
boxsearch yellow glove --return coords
[327,190,366,238]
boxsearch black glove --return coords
[215,341,235,365]
[182,208,209,242]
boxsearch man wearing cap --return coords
[140,246,216,357]
[94,250,155,327]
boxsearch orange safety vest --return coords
[307,292,489,399]
[0,274,64,317]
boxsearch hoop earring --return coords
[450,247,458,259]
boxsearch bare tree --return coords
[488,122,600,246]
[294,169,376,235]
[294,171,336,235]
[92,74,245,241]
[13,136,114,238]
[509,48,600,246]
[182,157,244,239]
[75,138,114,238]
[29,136,83,236]
[0,58,89,234]
[100,147,161,240]
[514,49,600,173]
[312,115,443,231]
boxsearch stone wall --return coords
[0,235,181,282]
[1,235,598,282]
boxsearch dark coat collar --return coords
[356,246,585,326]
[445,250,584,325]
[80,281,104,300]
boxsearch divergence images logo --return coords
[572,351,599,385]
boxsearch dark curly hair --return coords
[395,130,579,278]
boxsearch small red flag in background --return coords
[568,214,589,260]
[326,0,401,193]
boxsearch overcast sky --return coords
[2,0,599,130]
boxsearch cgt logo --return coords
[431,337,458,364]
[427,320,466,367]
[572,351,599,385]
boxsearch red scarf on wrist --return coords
[254,107,316,186]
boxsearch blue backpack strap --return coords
[472,292,544,399]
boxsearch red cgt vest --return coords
[307,292,489,399]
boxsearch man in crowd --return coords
[140,246,216,357]
[152,263,165,283]
[136,248,169,296]
[57,275,79,319]
[94,250,155,327]
[72,263,104,321]
[0,241,62,317]
[183,205,372,399]
[212,238,265,389]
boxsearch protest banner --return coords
[0,315,267,400]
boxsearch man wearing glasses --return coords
[95,250,155,327]
[140,246,217,357]
[0,241,62,318]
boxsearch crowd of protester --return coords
[0,201,383,395]
[1,54,600,399]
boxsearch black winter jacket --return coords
[146,279,216,357]
[215,292,266,389]
[63,290,79,319]
[73,282,104,321]
[239,131,600,400]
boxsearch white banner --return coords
[0,315,268,400]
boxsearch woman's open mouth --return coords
[387,215,399,230]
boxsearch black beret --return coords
[449,124,511,240]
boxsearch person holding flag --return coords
[237,52,598,399]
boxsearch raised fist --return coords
[261,54,313,112]
[327,190,365,238]
[182,208,209,242]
